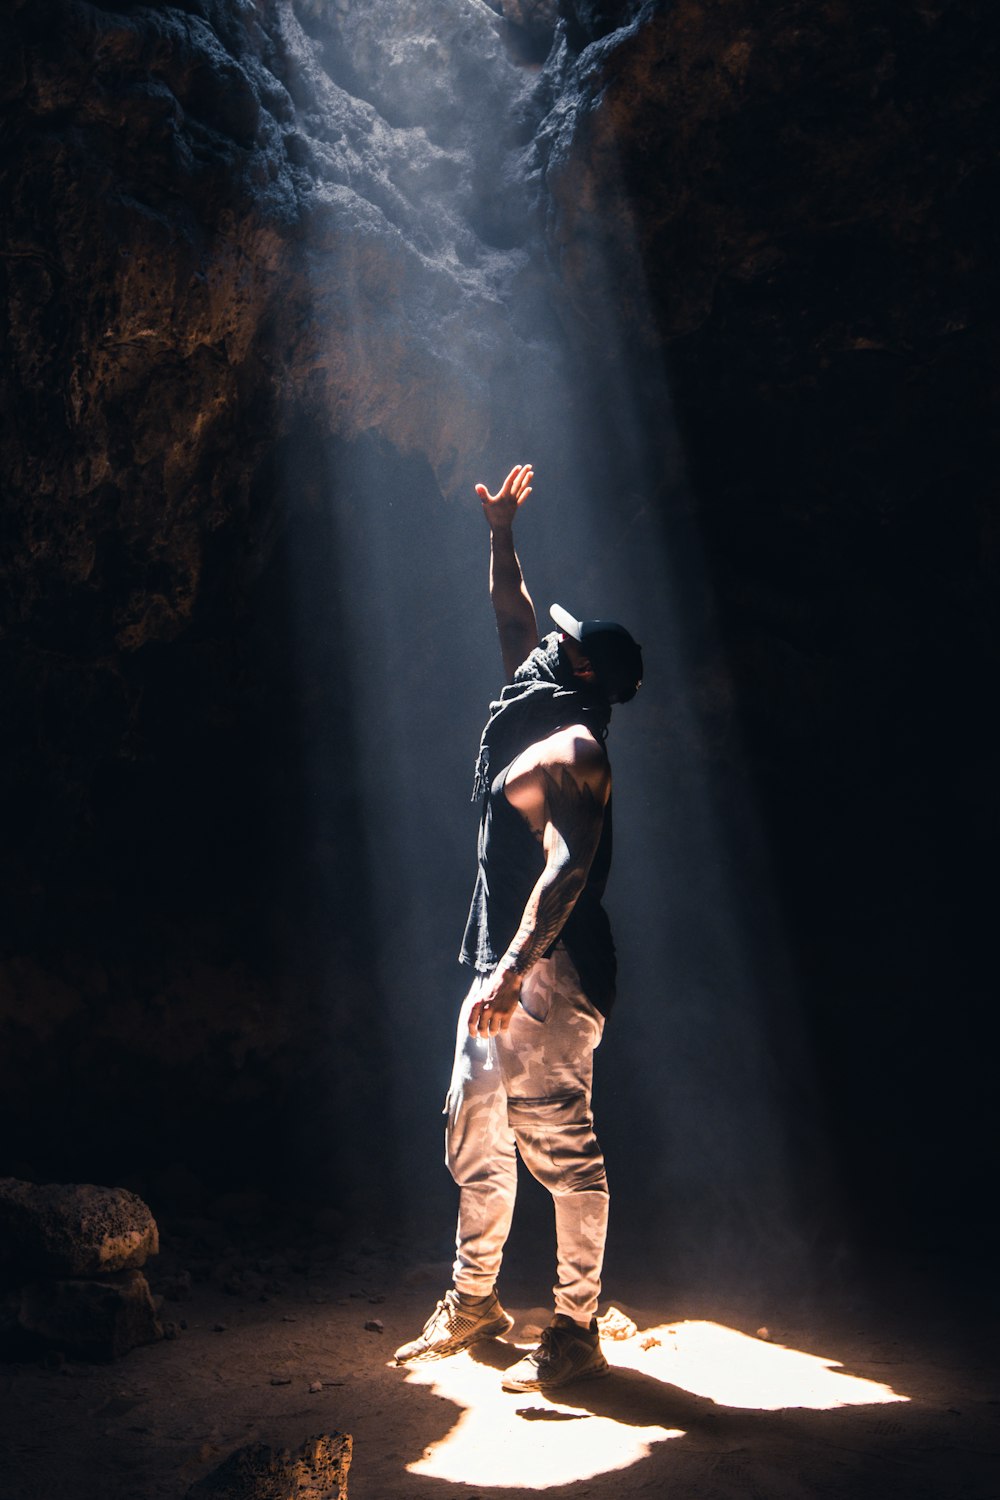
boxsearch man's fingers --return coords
[476,464,533,509]
[500,464,522,496]
[468,1000,513,1037]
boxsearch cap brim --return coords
[549,603,583,640]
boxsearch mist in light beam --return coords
[287,0,840,1295]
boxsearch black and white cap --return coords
[550,604,643,703]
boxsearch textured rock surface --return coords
[532,0,1000,1237]
[0,1178,158,1278]
[15,1268,162,1360]
[186,1433,352,1500]
[485,0,558,40]
[0,0,554,1203]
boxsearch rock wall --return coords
[0,0,555,1214]
[535,0,1000,1247]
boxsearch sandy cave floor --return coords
[2,1228,998,1500]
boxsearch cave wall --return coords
[1,0,997,1257]
[0,0,553,1214]
[535,0,1000,1252]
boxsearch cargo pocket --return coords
[518,987,552,1025]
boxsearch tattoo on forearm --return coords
[503,768,603,975]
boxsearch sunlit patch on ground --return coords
[398,1317,907,1489]
[402,1345,682,1488]
[606,1320,908,1411]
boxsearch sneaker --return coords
[394,1288,514,1364]
[501,1313,610,1392]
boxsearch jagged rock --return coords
[483,0,558,40]
[17,1268,162,1361]
[186,1433,352,1500]
[0,0,563,1201]
[0,1178,159,1279]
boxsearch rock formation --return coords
[186,1433,352,1500]
[0,1177,161,1359]
[0,1177,158,1276]
[1,0,553,1207]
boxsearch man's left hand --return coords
[468,967,524,1037]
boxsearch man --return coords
[395,462,643,1392]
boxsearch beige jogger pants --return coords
[444,944,608,1322]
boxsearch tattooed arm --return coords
[469,733,610,1038]
[475,462,540,682]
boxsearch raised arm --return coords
[468,733,610,1037]
[475,462,540,682]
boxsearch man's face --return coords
[559,634,597,686]
[561,630,643,703]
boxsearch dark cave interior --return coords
[1,1,998,1494]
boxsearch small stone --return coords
[597,1306,637,1341]
[269,1375,292,1386]
[309,1380,323,1393]
[756,1327,771,1341]
[213,1323,227,1333]
[363,1318,383,1334]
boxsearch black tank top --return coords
[459,759,617,1016]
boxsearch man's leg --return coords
[446,975,519,1299]
[394,975,517,1364]
[497,945,608,1324]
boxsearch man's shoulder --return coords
[539,724,607,764]
[510,725,610,787]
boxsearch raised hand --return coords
[476,463,533,531]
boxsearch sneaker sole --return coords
[396,1309,515,1365]
[501,1357,610,1393]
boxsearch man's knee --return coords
[445,1092,514,1185]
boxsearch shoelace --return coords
[432,1295,483,1337]
[534,1324,559,1366]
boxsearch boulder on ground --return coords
[0,1178,159,1278]
[186,1434,353,1500]
[17,1268,163,1360]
